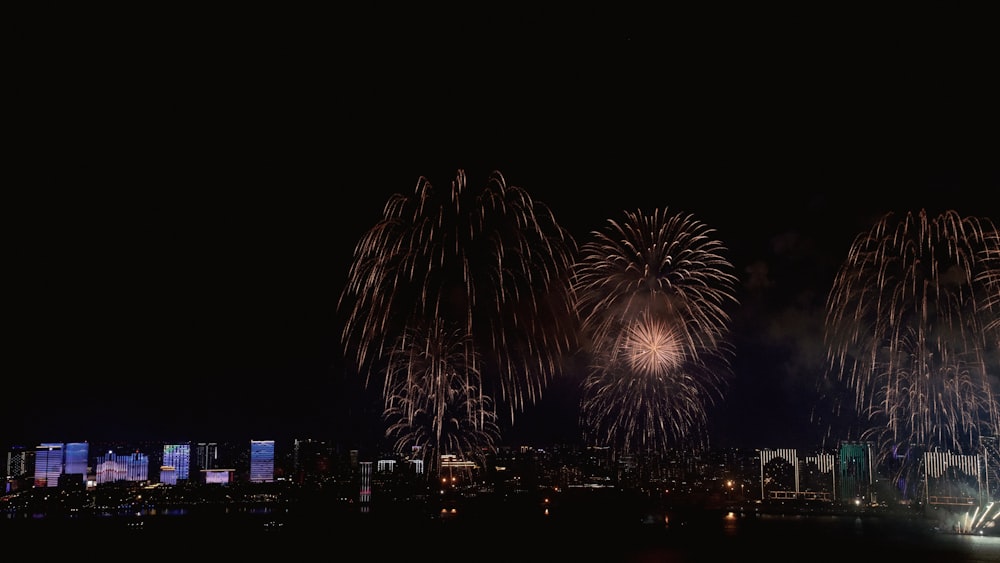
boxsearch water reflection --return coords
[5,496,1000,562]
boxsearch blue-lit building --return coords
[160,466,178,485]
[63,442,89,487]
[34,443,63,488]
[163,443,191,482]
[250,440,274,483]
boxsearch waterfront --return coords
[5,498,1000,562]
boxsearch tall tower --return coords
[359,461,372,513]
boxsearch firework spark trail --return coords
[823,209,1000,479]
[339,169,579,433]
[978,226,1000,337]
[382,320,499,476]
[573,208,739,453]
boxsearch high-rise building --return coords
[5,446,33,492]
[34,443,63,488]
[838,441,874,503]
[359,461,372,511]
[196,442,219,471]
[95,449,149,484]
[5,445,30,479]
[250,440,274,483]
[292,438,332,484]
[59,442,89,489]
[800,451,836,501]
[64,442,88,477]
[759,448,799,500]
[924,450,982,505]
[163,443,191,482]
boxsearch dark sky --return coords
[8,8,997,454]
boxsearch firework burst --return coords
[573,208,739,453]
[382,319,499,477]
[339,169,579,437]
[823,209,1000,487]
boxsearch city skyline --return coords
[5,435,990,511]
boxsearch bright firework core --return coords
[623,316,685,377]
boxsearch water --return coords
[5,503,1000,562]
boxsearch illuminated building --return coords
[64,442,88,478]
[56,441,89,489]
[34,443,63,488]
[196,442,219,471]
[95,450,149,484]
[759,448,799,500]
[359,461,372,512]
[924,450,982,506]
[4,446,33,493]
[250,439,275,483]
[160,466,177,485]
[838,441,874,504]
[799,451,836,501]
[202,469,234,484]
[163,443,191,482]
[409,459,424,475]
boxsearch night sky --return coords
[8,8,997,454]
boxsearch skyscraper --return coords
[64,442,88,474]
[5,445,30,480]
[359,461,372,512]
[196,442,219,471]
[838,441,874,503]
[5,445,33,492]
[58,442,89,489]
[34,443,63,488]
[249,440,274,483]
[163,443,191,482]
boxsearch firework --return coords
[823,209,1000,486]
[978,225,1000,336]
[382,319,499,477]
[573,208,739,453]
[339,169,579,432]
